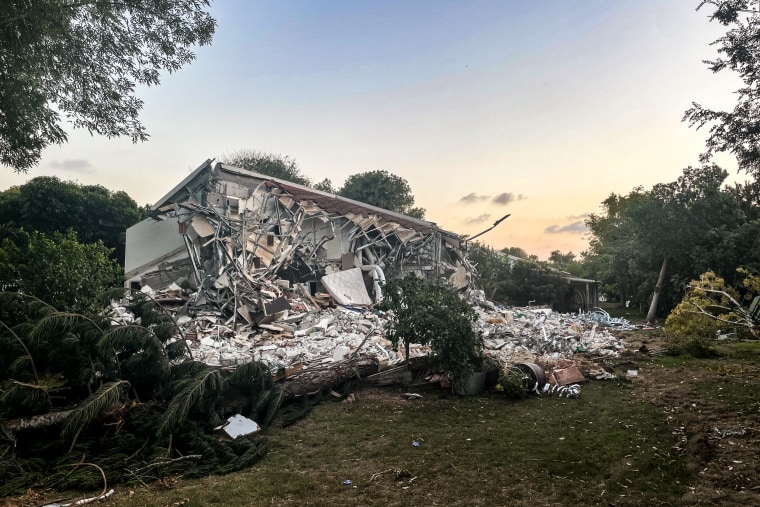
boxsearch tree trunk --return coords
[646,256,669,323]
[5,409,73,432]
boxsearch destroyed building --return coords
[119,161,627,381]
[124,159,471,319]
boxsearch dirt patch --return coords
[616,330,760,505]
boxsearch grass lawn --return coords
[77,381,687,507]
[6,337,760,507]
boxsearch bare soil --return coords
[614,330,760,505]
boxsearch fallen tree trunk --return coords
[280,358,378,398]
[4,410,73,432]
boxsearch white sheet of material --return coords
[216,414,260,439]
[321,268,373,306]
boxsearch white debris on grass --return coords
[105,289,630,375]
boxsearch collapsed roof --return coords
[124,160,472,321]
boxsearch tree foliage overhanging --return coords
[0,0,216,172]
[684,0,760,178]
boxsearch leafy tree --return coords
[222,150,311,186]
[728,179,760,221]
[684,1,760,179]
[507,260,563,306]
[584,165,751,320]
[338,170,425,219]
[1,0,216,172]
[0,177,145,264]
[583,191,646,305]
[468,243,563,306]
[0,229,122,313]
[664,269,760,356]
[548,250,577,269]
[468,242,513,302]
[635,165,746,321]
[379,276,483,390]
[313,178,337,193]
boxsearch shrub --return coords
[379,275,483,390]
[665,270,760,356]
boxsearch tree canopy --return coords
[221,150,312,186]
[468,242,563,306]
[0,177,146,264]
[583,165,757,318]
[684,0,760,179]
[0,229,122,313]
[338,170,425,219]
[0,0,216,172]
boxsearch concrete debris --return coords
[473,305,629,366]
[115,160,628,386]
[124,160,472,323]
[106,290,629,381]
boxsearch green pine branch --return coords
[158,369,223,436]
[61,380,130,439]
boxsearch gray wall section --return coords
[125,218,188,278]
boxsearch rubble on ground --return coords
[107,283,633,382]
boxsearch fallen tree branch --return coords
[5,410,74,432]
[127,454,202,475]
[41,462,109,507]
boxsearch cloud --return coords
[493,192,527,205]
[460,192,526,205]
[459,192,490,203]
[464,214,491,224]
[49,159,92,173]
[568,213,590,220]
[491,192,514,205]
[544,221,588,234]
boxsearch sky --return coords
[0,0,746,259]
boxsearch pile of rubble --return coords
[107,283,632,381]
[116,162,634,386]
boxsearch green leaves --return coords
[338,170,425,219]
[61,380,130,439]
[0,0,216,172]
[379,276,482,389]
[0,229,122,313]
[222,150,311,186]
[1,296,278,490]
[685,1,760,178]
[159,369,223,436]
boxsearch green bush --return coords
[379,275,483,390]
